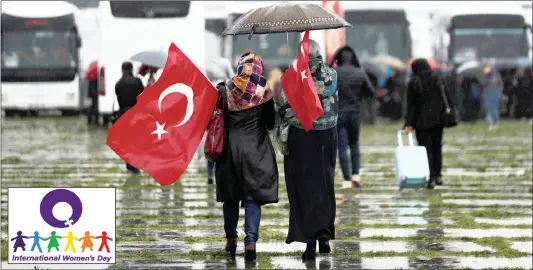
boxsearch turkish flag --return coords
[322,0,345,65]
[280,29,324,131]
[107,43,218,186]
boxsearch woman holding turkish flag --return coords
[275,39,338,261]
[214,52,278,262]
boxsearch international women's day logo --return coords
[8,188,116,264]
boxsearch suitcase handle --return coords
[397,130,415,146]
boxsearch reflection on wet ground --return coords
[1,118,532,269]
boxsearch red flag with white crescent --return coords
[107,43,218,186]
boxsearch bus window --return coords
[1,30,78,69]
[452,28,529,61]
[110,1,190,18]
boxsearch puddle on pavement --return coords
[444,228,533,238]
[475,217,532,225]
[444,199,532,206]
[511,241,533,253]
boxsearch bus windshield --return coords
[451,28,529,63]
[1,30,78,69]
[345,23,411,61]
[110,1,190,18]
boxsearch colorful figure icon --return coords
[95,231,113,253]
[28,231,46,253]
[44,231,62,252]
[62,231,79,253]
[78,231,96,252]
[10,231,28,252]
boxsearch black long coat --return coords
[405,73,455,131]
[215,92,278,205]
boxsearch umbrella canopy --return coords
[457,60,486,83]
[488,57,533,70]
[130,50,167,68]
[222,1,351,37]
[85,61,98,81]
[361,59,387,78]
[405,57,440,71]
[372,55,406,71]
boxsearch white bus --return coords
[1,1,83,117]
[431,2,530,66]
[341,1,435,62]
[98,1,205,126]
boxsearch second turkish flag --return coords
[107,43,218,186]
[280,29,324,131]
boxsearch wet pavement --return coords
[1,117,532,269]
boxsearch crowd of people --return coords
[109,40,532,262]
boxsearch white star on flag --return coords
[300,70,307,81]
[151,121,168,140]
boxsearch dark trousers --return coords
[87,94,99,124]
[415,127,443,179]
[207,161,215,178]
[337,111,360,180]
[223,200,261,247]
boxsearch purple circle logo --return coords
[40,189,83,228]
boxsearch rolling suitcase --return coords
[394,131,430,190]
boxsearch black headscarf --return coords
[330,45,361,68]
[411,58,432,77]
[410,58,434,91]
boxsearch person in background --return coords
[86,61,99,125]
[404,58,453,189]
[115,61,145,174]
[215,53,278,262]
[379,68,404,122]
[139,65,159,87]
[514,67,533,120]
[275,40,338,260]
[329,45,375,188]
[482,65,503,130]
[460,77,482,122]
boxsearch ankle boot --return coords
[318,239,331,254]
[302,241,316,261]
[225,237,237,257]
[244,245,256,261]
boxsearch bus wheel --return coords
[4,110,17,117]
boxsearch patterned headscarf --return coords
[225,52,273,111]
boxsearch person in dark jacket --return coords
[115,61,144,174]
[404,58,453,189]
[215,52,278,262]
[460,77,482,122]
[330,46,375,188]
[514,67,533,119]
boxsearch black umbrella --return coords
[222,1,351,39]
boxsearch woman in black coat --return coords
[404,58,453,189]
[215,52,278,262]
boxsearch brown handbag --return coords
[204,92,226,162]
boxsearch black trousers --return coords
[416,126,443,179]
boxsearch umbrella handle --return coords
[248,24,258,40]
